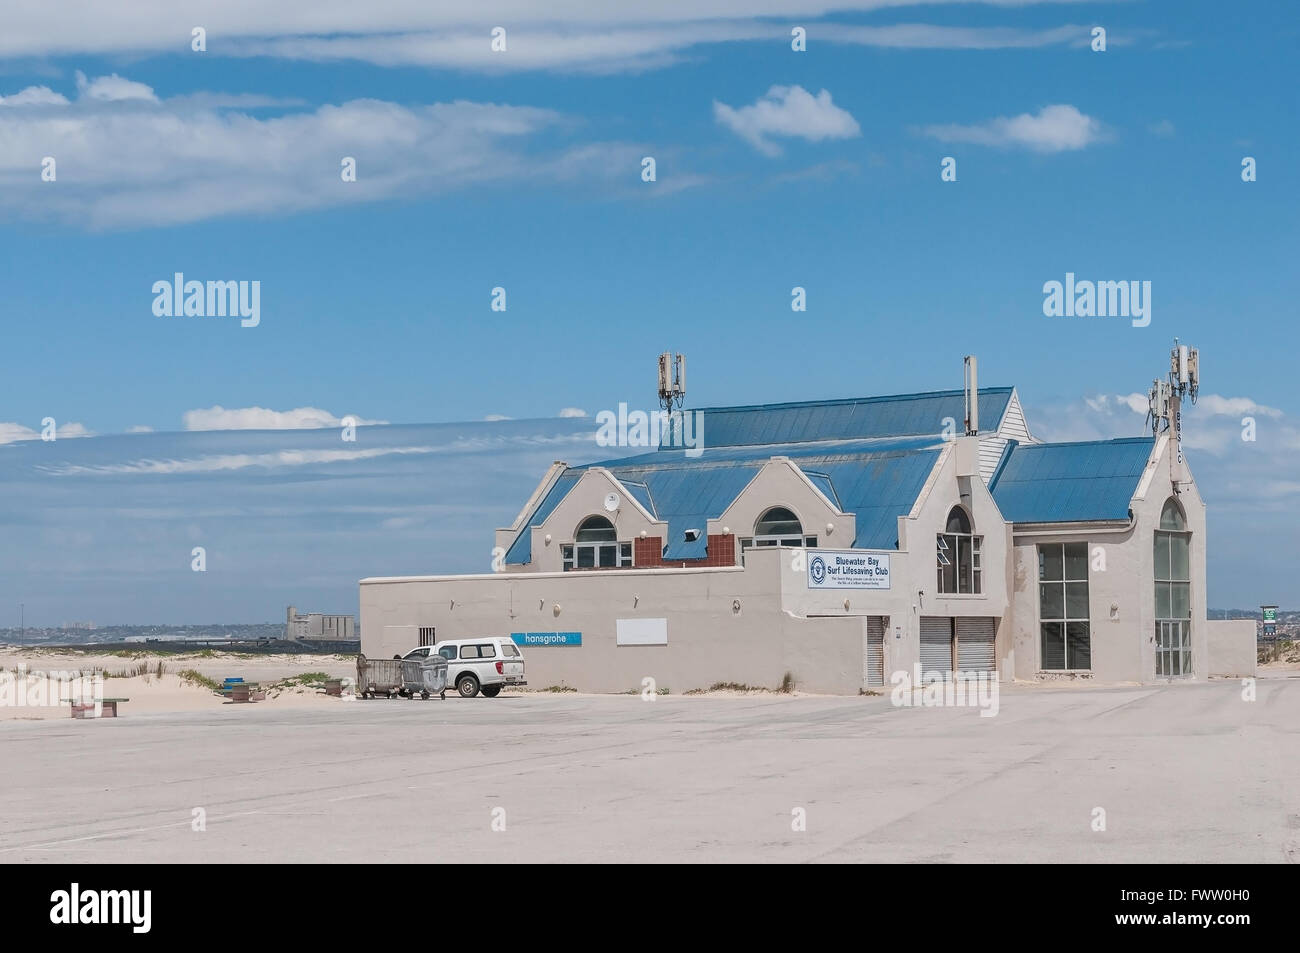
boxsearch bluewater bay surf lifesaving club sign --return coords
[806,550,890,590]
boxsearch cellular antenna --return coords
[658,352,686,413]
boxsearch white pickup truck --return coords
[402,637,526,698]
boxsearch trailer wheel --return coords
[421,691,430,700]
[440,690,446,700]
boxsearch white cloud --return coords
[0,82,638,227]
[827,23,1087,50]
[918,104,1106,153]
[484,414,512,422]
[557,407,587,418]
[0,3,1097,71]
[1148,118,1176,137]
[714,85,860,156]
[0,421,93,444]
[75,70,158,102]
[0,84,68,106]
[125,425,155,433]
[182,406,388,431]
[1192,394,1282,419]
[44,446,435,476]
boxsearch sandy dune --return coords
[0,648,357,720]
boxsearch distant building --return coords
[286,606,355,641]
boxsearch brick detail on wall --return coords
[634,536,665,568]
[631,533,738,569]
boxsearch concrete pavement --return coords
[2,676,1297,863]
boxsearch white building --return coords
[360,354,1254,693]
[286,606,355,641]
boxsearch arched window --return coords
[755,507,802,538]
[739,506,817,558]
[576,515,617,542]
[1159,498,1186,531]
[563,515,630,570]
[937,505,982,594]
[1154,497,1191,676]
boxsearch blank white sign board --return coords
[616,618,668,646]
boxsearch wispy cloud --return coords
[0,421,92,445]
[0,73,643,228]
[714,85,860,157]
[42,446,437,476]
[557,408,588,418]
[182,406,388,431]
[0,3,1101,72]
[826,23,1088,50]
[918,104,1107,153]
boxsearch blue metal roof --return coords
[618,480,656,518]
[503,469,581,565]
[504,434,947,563]
[989,437,1155,523]
[664,388,1014,450]
[596,436,945,557]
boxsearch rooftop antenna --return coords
[658,352,686,413]
[1147,338,1199,436]
[1148,339,1199,487]
[963,355,979,436]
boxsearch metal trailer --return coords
[356,654,447,700]
[403,657,448,701]
[356,654,404,698]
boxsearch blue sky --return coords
[1,1,1296,623]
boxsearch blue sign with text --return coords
[511,631,582,647]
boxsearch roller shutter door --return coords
[919,617,954,682]
[956,617,997,674]
[864,617,885,688]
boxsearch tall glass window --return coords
[1038,542,1090,670]
[937,506,982,594]
[1154,499,1192,677]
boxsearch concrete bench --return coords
[67,697,129,719]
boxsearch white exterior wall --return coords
[1206,620,1257,678]
[1006,436,1209,683]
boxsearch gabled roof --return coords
[988,437,1155,524]
[505,435,944,563]
[663,388,1015,450]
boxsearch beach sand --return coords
[0,648,357,720]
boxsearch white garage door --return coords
[956,617,997,674]
[864,617,886,688]
[919,617,954,682]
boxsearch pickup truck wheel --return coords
[481,686,501,698]
[456,674,480,698]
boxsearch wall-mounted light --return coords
[826,522,834,535]
[544,533,552,545]
[552,603,562,617]
[843,598,850,611]
[722,526,730,535]
[732,599,741,615]
[634,595,639,608]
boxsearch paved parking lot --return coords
[3,677,1297,863]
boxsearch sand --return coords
[0,648,357,720]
